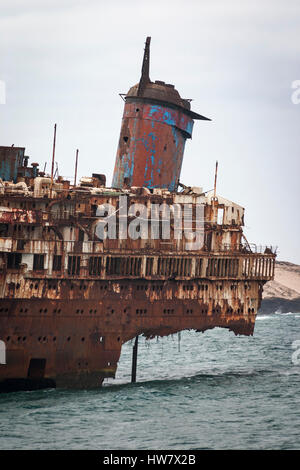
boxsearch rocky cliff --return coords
[260,261,300,314]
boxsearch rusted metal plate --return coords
[112,102,193,191]
[0,208,41,224]
[0,147,25,183]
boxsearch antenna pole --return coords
[50,123,57,198]
[74,149,79,186]
[213,160,218,199]
[212,160,218,223]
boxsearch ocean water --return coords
[0,311,300,450]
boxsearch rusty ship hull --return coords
[0,38,276,391]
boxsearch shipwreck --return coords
[0,38,276,391]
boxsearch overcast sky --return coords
[1,0,299,263]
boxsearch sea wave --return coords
[275,311,298,316]
[256,315,275,321]
[1,323,300,450]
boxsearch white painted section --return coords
[22,253,34,270]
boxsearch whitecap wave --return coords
[256,315,275,320]
[276,311,295,316]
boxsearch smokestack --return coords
[112,38,210,192]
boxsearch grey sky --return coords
[1,0,299,263]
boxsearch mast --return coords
[49,123,57,198]
[74,149,79,187]
[212,160,218,223]
[213,160,218,199]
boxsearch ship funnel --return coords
[112,37,210,192]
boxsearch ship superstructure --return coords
[0,38,276,391]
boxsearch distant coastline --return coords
[260,261,300,314]
[260,296,300,314]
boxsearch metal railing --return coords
[220,243,277,255]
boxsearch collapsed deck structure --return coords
[0,38,276,391]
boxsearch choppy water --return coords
[0,311,300,450]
